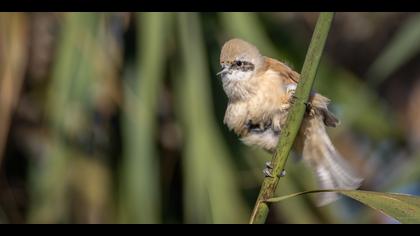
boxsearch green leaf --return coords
[267,190,420,224]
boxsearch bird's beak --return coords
[217,66,228,77]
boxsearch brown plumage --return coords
[219,38,362,206]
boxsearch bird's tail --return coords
[300,115,363,206]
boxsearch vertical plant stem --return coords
[249,12,335,224]
[0,13,28,169]
[177,12,248,223]
[28,13,99,223]
[119,13,169,223]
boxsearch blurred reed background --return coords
[1,12,420,224]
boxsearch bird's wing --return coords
[264,57,300,84]
[265,56,340,128]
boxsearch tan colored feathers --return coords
[261,57,300,84]
[219,38,362,206]
[224,61,294,137]
[220,38,261,64]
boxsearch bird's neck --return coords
[222,78,255,102]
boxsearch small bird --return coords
[218,38,363,206]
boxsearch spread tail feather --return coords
[302,116,363,206]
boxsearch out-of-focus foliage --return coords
[177,13,248,223]
[1,12,420,224]
[367,14,420,87]
[119,12,167,224]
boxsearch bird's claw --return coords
[286,84,298,105]
[263,168,274,178]
[263,163,286,178]
[286,84,297,95]
[263,161,275,178]
[265,161,273,169]
[280,169,286,177]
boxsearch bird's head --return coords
[218,38,264,82]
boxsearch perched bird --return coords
[218,38,363,206]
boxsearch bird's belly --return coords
[246,88,288,123]
[239,97,289,153]
[241,129,279,153]
[224,102,249,135]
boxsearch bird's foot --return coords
[263,168,274,178]
[263,161,274,177]
[263,161,286,178]
[286,84,297,95]
[280,169,287,177]
[286,84,298,106]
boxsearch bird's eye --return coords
[235,61,242,66]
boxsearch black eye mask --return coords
[231,60,255,72]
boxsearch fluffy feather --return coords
[300,115,363,206]
[219,38,363,206]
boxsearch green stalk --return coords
[249,12,335,224]
[119,13,169,223]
